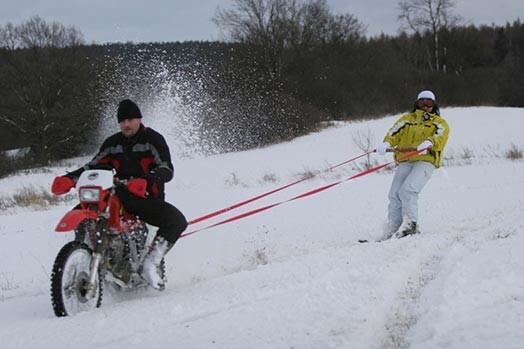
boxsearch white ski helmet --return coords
[417,90,436,101]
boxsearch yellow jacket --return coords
[384,109,450,168]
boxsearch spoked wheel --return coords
[50,241,102,317]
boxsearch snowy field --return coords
[0,107,523,348]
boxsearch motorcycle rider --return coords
[53,99,187,290]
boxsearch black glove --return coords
[142,170,162,186]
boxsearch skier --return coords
[375,90,450,239]
[52,99,187,289]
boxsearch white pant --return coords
[387,161,435,232]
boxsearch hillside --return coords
[0,107,523,348]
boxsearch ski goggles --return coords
[417,98,434,108]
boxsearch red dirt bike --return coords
[50,169,163,317]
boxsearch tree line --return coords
[1,0,523,176]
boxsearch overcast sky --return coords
[1,0,522,44]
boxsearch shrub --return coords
[505,143,523,160]
[260,173,278,184]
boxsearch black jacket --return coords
[68,124,173,199]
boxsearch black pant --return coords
[115,186,188,244]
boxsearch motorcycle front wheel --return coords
[50,241,102,317]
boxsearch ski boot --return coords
[393,220,420,239]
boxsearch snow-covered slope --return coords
[0,107,523,348]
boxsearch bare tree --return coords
[398,0,461,72]
[0,16,98,163]
[352,128,377,170]
[1,16,84,49]
[214,0,365,79]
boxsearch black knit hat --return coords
[117,99,142,122]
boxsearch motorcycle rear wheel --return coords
[50,241,102,317]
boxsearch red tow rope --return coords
[186,151,374,225]
[180,149,425,238]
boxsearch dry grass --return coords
[0,185,74,211]
[505,143,523,160]
[259,173,278,184]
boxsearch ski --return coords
[358,231,422,244]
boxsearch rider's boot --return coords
[139,235,173,290]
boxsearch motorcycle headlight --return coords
[79,187,101,203]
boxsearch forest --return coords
[0,0,523,176]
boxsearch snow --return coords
[1,107,524,348]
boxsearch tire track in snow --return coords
[376,213,506,349]
[378,248,446,349]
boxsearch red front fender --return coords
[55,209,98,232]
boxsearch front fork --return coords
[86,217,109,299]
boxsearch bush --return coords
[506,144,523,160]
[0,152,31,179]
